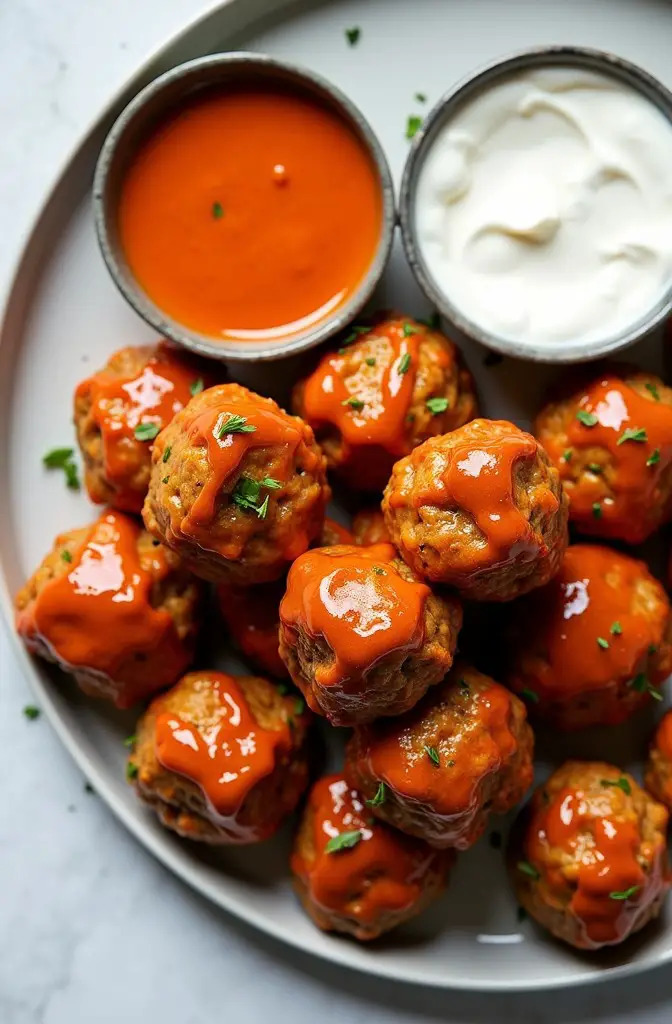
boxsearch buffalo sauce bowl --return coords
[94,53,394,362]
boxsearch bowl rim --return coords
[92,50,396,363]
[399,44,672,364]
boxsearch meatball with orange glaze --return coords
[75,342,216,514]
[509,761,669,950]
[279,543,461,726]
[383,418,568,601]
[15,510,202,708]
[645,712,672,810]
[217,579,286,679]
[128,670,310,844]
[292,313,477,492]
[291,773,451,940]
[505,544,672,730]
[345,663,533,850]
[143,383,329,584]
[535,368,672,544]
[352,506,390,545]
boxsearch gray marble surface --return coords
[3,1,672,1020]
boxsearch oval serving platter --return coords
[3,0,672,992]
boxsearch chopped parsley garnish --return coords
[562,449,573,463]
[345,26,361,46]
[43,447,80,489]
[61,550,72,563]
[402,322,420,337]
[123,735,136,748]
[601,776,631,796]
[587,463,602,475]
[293,697,305,716]
[483,351,504,367]
[406,114,423,139]
[398,352,411,374]
[216,413,256,437]
[617,427,647,446]
[342,396,365,411]
[126,762,139,781]
[342,325,371,346]
[592,501,602,519]
[426,397,449,415]
[366,782,387,807]
[415,92,427,103]
[517,860,540,881]
[232,476,276,518]
[161,476,169,484]
[521,688,539,703]
[447,760,455,767]
[596,637,609,650]
[162,446,171,463]
[134,422,160,442]
[576,409,598,427]
[276,683,289,695]
[647,448,661,467]
[609,885,639,901]
[212,201,224,219]
[23,705,40,720]
[190,378,204,396]
[489,831,502,850]
[610,621,623,636]
[649,643,658,655]
[365,357,376,367]
[261,477,281,489]
[645,382,660,401]
[372,566,385,575]
[325,830,362,853]
[424,745,440,767]
[629,673,663,700]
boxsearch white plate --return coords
[2,0,672,993]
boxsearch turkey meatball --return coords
[509,761,669,950]
[293,313,477,491]
[291,773,451,940]
[383,418,568,601]
[345,663,534,850]
[279,543,461,726]
[142,382,329,584]
[127,670,310,844]
[15,510,201,708]
[645,712,672,810]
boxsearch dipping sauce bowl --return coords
[94,53,395,362]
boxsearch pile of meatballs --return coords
[16,313,672,951]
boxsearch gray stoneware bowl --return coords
[399,45,672,364]
[93,52,395,363]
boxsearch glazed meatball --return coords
[352,505,390,545]
[320,517,354,546]
[128,670,310,844]
[645,712,672,810]
[291,773,451,940]
[15,510,201,708]
[508,761,669,950]
[345,663,533,850]
[217,579,286,679]
[292,313,478,492]
[143,383,329,584]
[279,543,462,726]
[535,367,672,544]
[75,342,215,514]
[505,544,672,730]
[383,418,568,601]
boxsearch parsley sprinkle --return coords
[426,397,449,415]
[162,476,169,484]
[521,688,539,703]
[345,26,361,46]
[162,446,171,463]
[601,777,632,796]
[403,322,420,337]
[645,382,660,401]
[647,448,661,467]
[617,427,647,446]
[126,762,139,781]
[424,745,440,767]
[231,476,275,519]
[415,92,427,103]
[256,495,270,520]
[576,410,598,427]
[43,447,74,468]
[406,114,423,139]
[294,697,305,716]
[261,477,281,489]
[212,201,224,219]
[365,357,376,367]
[398,352,412,374]
[610,621,623,636]
[597,637,609,650]
[216,413,256,437]
[134,422,160,442]
[587,463,602,475]
[61,550,72,563]
[447,760,455,767]
[629,673,663,700]
[649,644,658,655]
[592,502,602,519]
[277,683,289,695]
[123,735,136,748]
[372,566,385,575]
[517,860,540,881]
[190,378,204,396]
[609,885,639,901]
[342,396,365,411]
[366,782,387,807]
[562,449,573,463]
[325,830,362,853]
[23,705,40,720]
[64,461,80,490]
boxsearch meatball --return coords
[320,517,354,546]
[217,579,286,679]
[352,506,390,545]
[505,544,672,730]
[508,761,669,950]
[291,773,451,940]
[383,418,568,601]
[142,383,329,584]
[128,670,310,844]
[292,313,478,492]
[75,342,215,514]
[15,510,201,708]
[645,712,672,810]
[278,542,462,726]
[535,367,672,544]
[345,663,533,850]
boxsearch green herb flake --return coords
[424,745,440,767]
[415,92,427,103]
[592,501,602,519]
[562,449,573,463]
[161,476,169,485]
[587,463,602,475]
[517,860,540,881]
[212,201,224,219]
[276,683,289,695]
[43,447,74,468]
[365,357,376,367]
[426,397,449,415]
[293,697,305,716]
[366,782,387,808]
[232,476,273,519]
[596,637,609,650]
[162,446,171,463]
[645,382,660,401]
[629,673,663,701]
[521,688,539,703]
[261,477,281,489]
[61,550,73,563]
[345,26,361,46]
[64,461,80,490]
[372,566,385,575]
[325,830,362,853]
[341,396,365,411]
[610,621,623,636]
[649,644,658,656]
[647,448,661,468]
[123,735,136,749]
[609,885,639,901]
[190,378,204,396]
[447,760,455,767]
[134,422,160,442]
[23,705,40,721]
[617,427,648,446]
[576,409,598,427]
[256,495,269,520]
[126,762,139,781]
[216,413,256,437]
[406,114,423,140]
[402,322,420,337]
[398,352,412,374]
[601,776,632,796]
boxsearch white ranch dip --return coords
[414,66,672,348]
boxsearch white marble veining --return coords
[4,1,672,1021]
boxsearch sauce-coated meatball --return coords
[645,712,672,810]
[293,313,478,491]
[352,506,390,545]
[279,543,461,726]
[15,510,201,708]
[291,773,451,940]
[345,664,533,850]
[75,342,214,513]
[128,670,310,844]
[505,544,672,729]
[535,368,672,543]
[509,761,669,950]
[142,383,329,584]
[383,418,568,601]
[217,580,286,679]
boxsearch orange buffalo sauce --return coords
[291,774,439,929]
[118,87,382,342]
[279,543,428,696]
[154,671,290,840]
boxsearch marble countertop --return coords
[3,1,672,1020]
